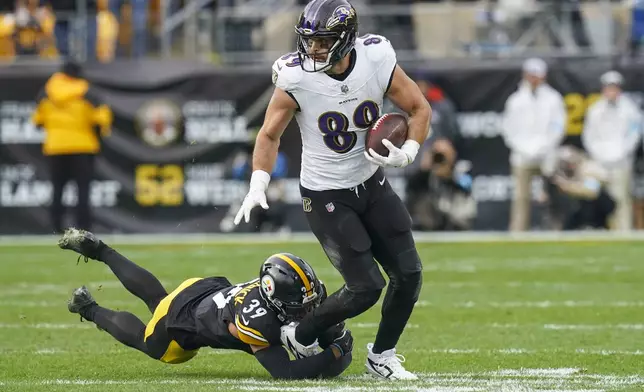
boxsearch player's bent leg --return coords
[99,245,169,313]
[362,185,422,380]
[296,193,385,345]
[373,259,422,352]
[364,246,421,381]
[59,228,168,313]
[68,286,152,357]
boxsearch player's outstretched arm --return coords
[233,87,297,225]
[251,329,353,380]
[252,87,297,176]
[386,65,432,146]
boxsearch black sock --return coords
[81,304,149,354]
[372,284,415,354]
[97,246,168,313]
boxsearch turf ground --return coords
[1,238,643,391]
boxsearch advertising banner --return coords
[1,61,643,233]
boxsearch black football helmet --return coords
[295,0,358,73]
[259,253,323,323]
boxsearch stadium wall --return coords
[1,59,644,234]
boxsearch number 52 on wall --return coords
[135,164,184,207]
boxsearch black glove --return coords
[319,321,345,349]
[328,329,353,357]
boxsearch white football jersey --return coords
[271,34,397,191]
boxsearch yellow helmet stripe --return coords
[276,253,312,293]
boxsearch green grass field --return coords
[1,239,643,391]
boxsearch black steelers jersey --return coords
[193,278,283,352]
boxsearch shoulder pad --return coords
[358,34,395,64]
[272,53,303,92]
[234,293,281,347]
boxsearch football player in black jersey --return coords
[58,228,353,379]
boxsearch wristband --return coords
[250,170,271,192]
[401,140,420,164]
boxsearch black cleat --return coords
[68,285,97,319]
[58,228,103,264]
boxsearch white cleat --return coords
[365,343,418,380]
[279,322,321,359]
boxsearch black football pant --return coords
[49,154,95,233]
[79,244,172,360]
[296,168,423,354]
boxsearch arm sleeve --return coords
[272,56,301,111]
[93,105,113,137]
[501,97,523,153]
[624,105,642,156]
[580,105,594,154]
[542,93,566,152]
[254,345,337,380]
[234,314,271,347]
[532,93,566,157]
[85,87,113,136]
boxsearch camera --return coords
[432,151,446,165]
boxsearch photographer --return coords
[582,71,641,231]
[220,145,290,234]
[547,146,615,230]
[406,138,477,231]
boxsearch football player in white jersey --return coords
[234,0,431,380]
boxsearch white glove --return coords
[233,170,270,225]
[280,322,321,359]
[364,139,420,168]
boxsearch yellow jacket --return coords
[32,73,112,156]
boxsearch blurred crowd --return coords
[502,58,642,232]
[0,0,184,62]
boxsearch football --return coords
[366,113,409,157]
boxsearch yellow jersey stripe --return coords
[237,331,270,347]
[144,278,202,341]
[276,253,312,293]
[235,314,268,342]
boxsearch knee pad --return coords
[388,268,422,304]
[399,270,422,304]
[337,286,382,317]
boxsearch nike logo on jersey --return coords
[241,315,250,325]
[277,64,283,71]
[379,177,386,186]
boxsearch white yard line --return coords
[0,323,93,329]
[492,323,644,330]
[413,300,644,308]
[0,368,641,391]
[353,323,419,329]
[2,347,642,357]
[544,324,644,331]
